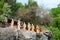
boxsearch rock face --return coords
[0,27,52,40]
[0,27,36,40]
[37,30,52,40]
[0,27,17,40]
[19,30,36,40]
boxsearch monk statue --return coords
[23,22,26,30]
[31,24,35,32]
[10,19,14,28]
[36,25,41,33]
[17,20,20,30]
[28,23,31,31]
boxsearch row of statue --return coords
[10,19,42,33]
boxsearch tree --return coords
[50,4,60,29]
[15,0,38,23]
[27,0,38,8]
[3,3,12,15]
[0,0,4,14]
[10,2,24,17]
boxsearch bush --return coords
[47,26,60,40]
[0,15,5,22]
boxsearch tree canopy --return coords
[50,4,60,29]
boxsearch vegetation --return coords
[47,26,60,40]
[50,4,60,29]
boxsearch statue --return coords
[31,24,35,32]
[10,19,14,28]
[23,22,26,30]
[17,20,20,30]
[28,23,31,31]
[36,25,41,33]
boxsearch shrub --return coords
[47,26,60,40]
[0,15,5,22]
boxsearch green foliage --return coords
[0,9,3,14]
[0,1,4,14]
[47,26,60,40]
[11,2,25,17]
[3,3,12,14]
[51,7,60,17]
[50,4,60,29]
[57,4,60,7]
[0,1,4,8]
[11,2,24,11]
[0,15,4,22]
[28,0,38,7]
[0,2,12,15]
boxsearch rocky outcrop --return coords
[19,30,36,40]
[0,27,36,40]
[37,30,52,40]
[0,27,52,40]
